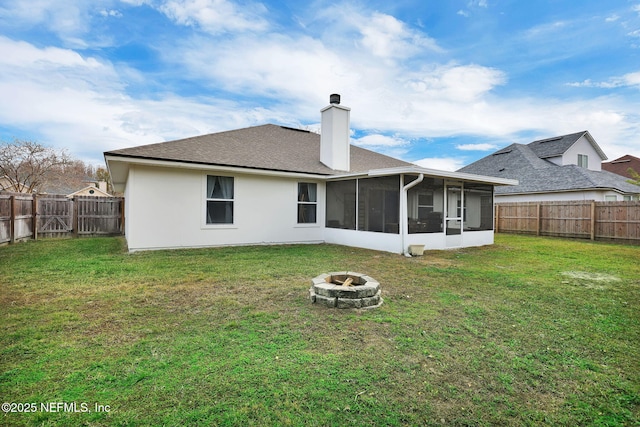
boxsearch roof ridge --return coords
[567,164,600,187]
[529,130,586,145]
[513,144,553,169]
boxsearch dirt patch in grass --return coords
[561,271,622,282]
[561,271,622,289]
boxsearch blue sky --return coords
[0,0,639,170]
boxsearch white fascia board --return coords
[104,155,330,181]
[582,131,608,161]
[362,165,519,186]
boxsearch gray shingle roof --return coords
[527,131,585,158]
[527,130,607,160]
[105,124,410,175]
[458,142,640,195]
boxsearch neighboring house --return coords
[1,175,112,196]
[39,179,112,198]
[66,182,113,198]
[105,95,516,254]
[459,131,640,202]
[0,175,22,192]
[602,154,640,180]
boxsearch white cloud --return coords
[0,0,90,44]
[352,134,409,147]
[408,64,506,102]
[159,0,269,33]
[413,157,466,172]
[524,21,568,39]
[456,143,498,151]
[0,37,272,164]
[357,12,441,59]
[351,134,412,160]
[100,9,123,18]
[567,71,640,89]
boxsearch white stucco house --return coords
[105,95,516,254]
[459,131,640,202]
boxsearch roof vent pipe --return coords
[329,94,341,104]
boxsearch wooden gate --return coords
[37,196,73,238]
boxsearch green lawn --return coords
[1,235,638,426]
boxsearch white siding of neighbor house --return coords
[124,165,325,251]
[495,190,622,203]
[561,135,603,171]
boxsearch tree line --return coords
[0,138,112,194]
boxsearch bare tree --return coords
[0,139,71,193]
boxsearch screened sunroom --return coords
[323,167,516,253]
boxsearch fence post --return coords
[32,194,38,240]
[536,203,541,236]
[120,198,125,234]
[9,195,15,243]
[72,197,79,238]
[590,200,596,241]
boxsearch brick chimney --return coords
[320,94,351,171]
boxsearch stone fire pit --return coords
[309,271,382,309]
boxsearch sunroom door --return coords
[445,183,463,248]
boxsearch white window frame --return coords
[204,175,235,226]
[578,154,588,168]
[297,182,318,224]
[417,192,434,219]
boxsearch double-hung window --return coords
[298,183,317,223]
[578,154,588,168]
[206,175,234,224]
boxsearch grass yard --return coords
[1,235,639,426]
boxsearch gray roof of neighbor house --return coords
[105,124,411,175]
[458,142,640,195]
[527,130,607,160]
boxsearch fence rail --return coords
[495,200,640,244]
[0,193,124,243]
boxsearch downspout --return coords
[401,173,424,256]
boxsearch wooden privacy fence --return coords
[0,193,124,244]
[495,200,640,244]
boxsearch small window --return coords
[578,154,588,168]
[206,176,234,224]
[417,193,434,219]
[298,183,317,223]
[605,195,617,202]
